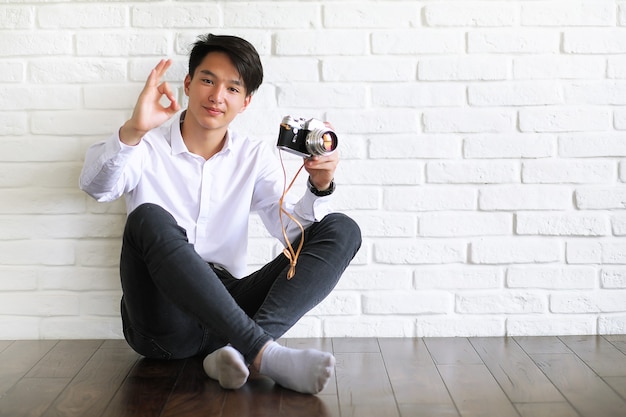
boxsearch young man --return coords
[79,34,361,394]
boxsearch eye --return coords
[201,79,214,85]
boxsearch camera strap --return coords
[278,151,305,280]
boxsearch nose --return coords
[209,84,225,104]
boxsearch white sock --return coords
[202,346,249,389]
[258,341,335,394]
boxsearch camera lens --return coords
[305,129,338,156]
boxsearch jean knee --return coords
[323,213,362,251]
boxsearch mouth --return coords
[204,106,224,116]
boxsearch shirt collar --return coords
[170,111,234,157]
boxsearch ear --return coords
[184,74,191,96]
[239,94,253,114]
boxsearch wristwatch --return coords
[308,177,335,197]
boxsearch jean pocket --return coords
[123,324,172,360]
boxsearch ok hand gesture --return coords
[119,59,181,146]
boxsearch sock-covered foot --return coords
[203,346,249,389]
[258,341,335,394]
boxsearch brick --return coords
[427,161,520,184]
[615,108,626,130]
[564,29,626,53]
[0,162,79,188]
[277,83,367,108]
[598,315,626,334]
[337,268,413,290]
[84,85,144,110]
[559,133,626,157]
[0,317,40,339]
[565,81,626,105]
[424,109,515,133]
[372,83,465,108]
[132,4,219,28]
[76,33,169,57]
[0,62,23,82]
[372,30,463,54]
[469,29,559,54]
[608,56,626,79]
[551,291,626,313]
[75,240,121,267]
[0,32,72,56]
[374,239,466,264]
[0,293,79,316]
[566,241,602,264]
[425,2,517,26]
[417,317,505,337]
[507,266,596,289]
[322,57,416,82]
[327,109,419,134]
[370,134,462,159]
[81,292,121,316]
[612,213,626,236]
[275,30,367,56]
[469,81,563,106]
[464,134,555,159]
[31,111,128,135]
[456,292,547,314]
[414,266,502,290]
[521,2,614,26]
[385,186,477,211]
[419,212,512,237]
[362,291,452,315]
[30,59,126,84]
[522,160,615,184]
[350,213,417,237]
[516,212,609,236]
[332,186,381,210]
[224,3,318,28]
[0,190,85,215]
[470,238,561,264]
[0,6,34,29]
[520,107,611,132]
[262,57,320,82]
[39,4,126,28]
[39,267,120,291]
[324,3,419,28]
[0,86,80,111]
[576,187,626,209]
[0,214,124,240]
[507,316,595,336]
[479,185,572,210]
[419,56,509,81]
[337,160,423,185]
[0,267,38,290]
[282,317,322,338]
[601,268,626,289]
[514,55,606,79]
[322,316,415,337]
[0,112,27,135]
[0,240,75,266]
[41,317,123,339]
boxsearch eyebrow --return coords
[198,69,243,86]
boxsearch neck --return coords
[180,112,227,160]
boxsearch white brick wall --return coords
[0,0,625,340]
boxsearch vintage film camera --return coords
[276,116,338,158]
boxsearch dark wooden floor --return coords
[0,336,625,417]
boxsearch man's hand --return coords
[304,122,339,191]
[119,59,181,146]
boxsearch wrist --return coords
[119,121,147,146]
[308,177,335,196]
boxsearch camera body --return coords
[276,116,338,158]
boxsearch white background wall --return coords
[1,0,625,339]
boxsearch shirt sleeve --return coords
[79,132,145,202]
[252,144,334,245]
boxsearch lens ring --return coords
[305,129,338,156]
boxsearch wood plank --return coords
[397,403,460,417]
[160,357,226,417]
[0,377,71,417]
[423,338,483,365]
[470,337,564,403]
[332,337,380,353]
[604,335,626,355]
[379,338,457,410]
[101,358,185,417]
[514,402,580,417]
[335,351,399,417]
[514,336,571,354]
[437,364,520,417]
[0,340,57,397]
[43,347,139,417]
[531,353,626,417]
[603,376,626,400]
[219,372,282,417]
[279,392,340,417]
[559,335,626,377]
[26,340,103,378]
[0,340,13,353]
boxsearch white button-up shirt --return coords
[79,112,332,278]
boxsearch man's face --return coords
[184,51,252,133]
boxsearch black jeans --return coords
[119,203,361,364]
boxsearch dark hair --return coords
[188,33,263,96]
